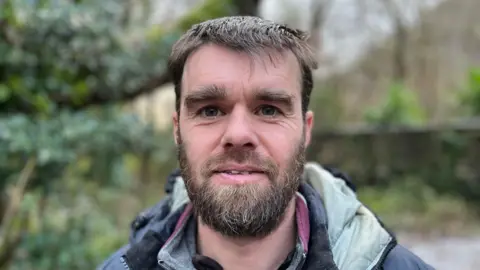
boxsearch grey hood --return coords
[167,162,394,270]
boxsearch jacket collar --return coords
[122,162,396,270]
[155,190,336,270]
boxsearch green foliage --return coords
[0,0,171,114]
[0,109,177,269]
[176,0,237,31]
[364,82,427,126]
[9,187,131,270]
[309,83,344,129]
[147,0,239,48]
[358,177,476,235]
[0,109,169,189]
[458,68,480,116]
[0,0,241,268]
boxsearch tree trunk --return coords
[232,0,260,16]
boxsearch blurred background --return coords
[1,0,479,269]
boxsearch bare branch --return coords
[309,0,335,52]
[380,0,408,81]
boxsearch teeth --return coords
[224,170,252,175]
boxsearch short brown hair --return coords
[168,16,318,115]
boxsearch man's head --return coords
[169,16,317,238]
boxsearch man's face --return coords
[173,44,313,238]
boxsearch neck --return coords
[196,197,298,270]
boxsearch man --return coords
[99,16,434,270]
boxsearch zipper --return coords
[291,236,307,270]
[371,239,397,270]
[120,256,131,270]
[297,252,307,269]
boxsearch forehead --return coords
[181,44,302,98]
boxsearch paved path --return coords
[398,234,480,270]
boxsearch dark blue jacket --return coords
[98,163,435,270]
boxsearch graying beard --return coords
[178,137,306,238]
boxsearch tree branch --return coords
[2,0,262,113]
[380,0,408,81]
[231,0,260,16]
[51,0,261,111]
[55,71,172,110]
[0,157,36,262]
[308,0,335,52]
[0,225,24,269]
[0,0,17,46]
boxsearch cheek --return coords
[257,127,302,167]
[181,127,218,168]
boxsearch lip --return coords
[212,164,265,173]
[211,165,268,185]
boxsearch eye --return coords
[258,105,279,117]
[199,106,223,118]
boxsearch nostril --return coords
[223,142,254,149]
[243,142,254,147]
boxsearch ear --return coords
[304,110,314,147]
[172,111,179,145]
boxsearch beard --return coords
[176,131,306,238]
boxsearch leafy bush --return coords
[358,176,477,235]
[364,82,426,126]
[0,0,247,268]
[458,68,480,116]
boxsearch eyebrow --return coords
[183,85,295,112]
[183,85,227,111]
[253,88,295,113]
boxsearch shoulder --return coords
[96,244,130,270]
[96,197,173,270]
[97,170,183,269]
[128,196,173,241]
[382,244,436,270]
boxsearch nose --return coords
[220,107,258,150]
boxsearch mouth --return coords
[213,170,265,175]
[210,165,268,184]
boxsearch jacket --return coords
[98,162,436,270]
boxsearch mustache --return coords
[201,148,278,178]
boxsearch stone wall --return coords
[306,120,480,199]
